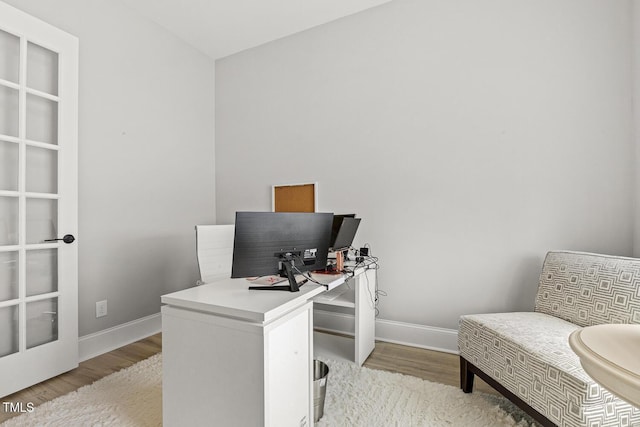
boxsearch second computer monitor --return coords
[330,216,361,252]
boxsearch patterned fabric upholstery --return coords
[459,313,640,426]
[459,251,640,427]
[535,251,640,327]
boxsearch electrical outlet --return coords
[96,300,107,318]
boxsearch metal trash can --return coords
[313,360,329,422]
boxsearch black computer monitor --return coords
[331,217,361,251]
[329,214,360,251]
[231,211,334,291]
[329,214,355,249]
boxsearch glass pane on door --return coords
[0,251,18,301]
[26,198,57,244]
[26,249,58,297]
[0,305,18,357]
[26,94,58,144]
[0,29,19,83]
[26,297,58,349]
[0,196,18,246]
[0,86,19,137]
[0,140,19,191]
[27,42,59,96]
[26,145,58,194]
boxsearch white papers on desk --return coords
[248,275,306,287]
[248,276,287,286]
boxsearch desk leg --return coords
[355,269,376,365]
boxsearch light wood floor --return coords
[0,332,496,423]
[364,340,497,395]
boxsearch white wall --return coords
[4,0,216,336]
[216,0,634,331]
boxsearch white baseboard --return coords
[375,318,459,354]
[78,310,457,362]
[313,309,459,354]
[78,313,162,362]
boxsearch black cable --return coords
[353,244,384,317]
[292,265,324,285]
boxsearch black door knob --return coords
[45,234,75,244]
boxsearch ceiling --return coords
[118,0,393,60]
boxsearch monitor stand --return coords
[248,255,303,292]
[335,250,345,272]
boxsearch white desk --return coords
[569,324,640,408]
[312,266,377,366]
[161,269,374,427]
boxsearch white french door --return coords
[0,2,78,397]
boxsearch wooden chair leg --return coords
[460,356,474,393]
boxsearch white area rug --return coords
[2,354,535,426]
[2,354,163,427]
[316,359,535,427]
